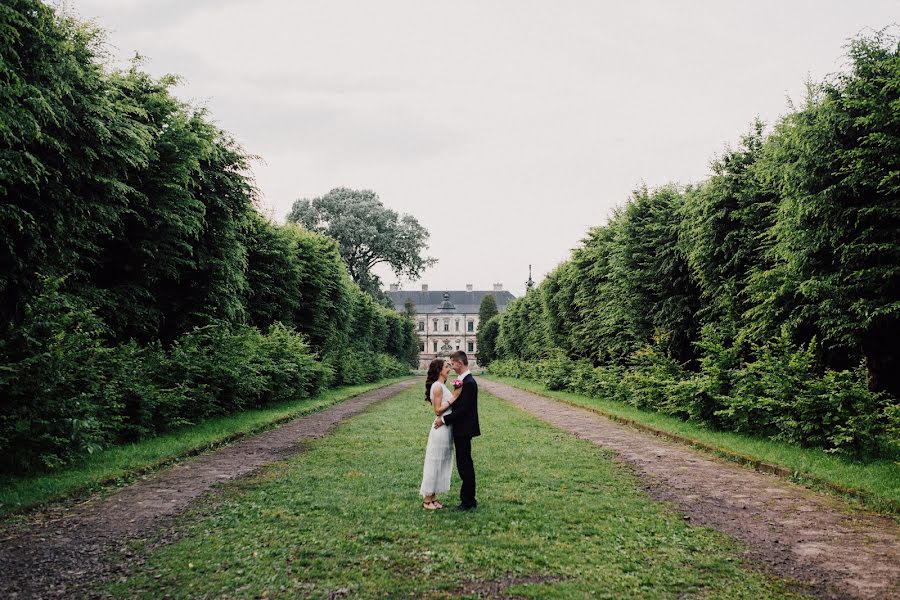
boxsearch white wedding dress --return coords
[420,381,454,497]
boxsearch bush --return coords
[0,284,340,473]
[717,331,893,454]
[0,278,116,471]
[535,350,575,391]
[486,359,527,379]
[329,350,410,387]
[489,331,896,456]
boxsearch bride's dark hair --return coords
[425,358,445,403]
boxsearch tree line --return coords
[0,1,417,473]
[483,31,900,456]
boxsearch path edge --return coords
[2,377,417,520]
[483,376,900,516]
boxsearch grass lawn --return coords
[485,375,900,515]
[105,386,802,599]
[0,377,411,519]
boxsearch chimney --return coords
[466,284,473,292]
[389,284,399,292]
[421,284,429,292]
[493,283,503,292]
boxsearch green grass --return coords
[485,375,900,515]
[104,386,804,599]
[0,377,411,519]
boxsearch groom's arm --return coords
[441,380,474,425]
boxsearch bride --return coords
[420,358,462,509]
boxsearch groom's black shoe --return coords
[455,504,476,512]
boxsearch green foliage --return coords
[490,347,895,455]
[0,2,150,336]
[750,31,900,397]
[0,379,404,517]
[0,277,115,471]
[490,30,900,457]
[489,375,900,514]
[722,331,891,454]
[286,187,436,301]
[681,119,777,332]
[329,350,411,387]
[0,279,340,471]
[0,3,414,474]
[475,316,500,367]
[477,293,499,324]
[496,286,550,360]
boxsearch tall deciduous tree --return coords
[287,188,436,301]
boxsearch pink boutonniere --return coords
[453,379,463,389]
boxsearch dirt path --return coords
[0,379,415,599]
[482,379,900,600]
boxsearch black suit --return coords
[441,373,480,507]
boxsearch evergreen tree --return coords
[478,294,499,325]
[756,32,900,395]
[682,120,778,333]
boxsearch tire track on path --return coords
[0,379,416,599]
[483,379,900,600]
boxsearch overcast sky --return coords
[68,0,897,297]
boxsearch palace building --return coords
[385,284,516,369]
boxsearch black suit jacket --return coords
[442,373,480,439]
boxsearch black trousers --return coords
[454,436,476,507]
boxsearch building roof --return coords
[385,289,516,315]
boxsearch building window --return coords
[455,320,459,331]
[467,320,474,332]
[418,321,424,331]
[419,341,425,352]
[433,320,438,331]
[433,341,437,352]
[468,341,474,352]
[444,322,449,332]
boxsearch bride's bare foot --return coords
[422,500,440,510]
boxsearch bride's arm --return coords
[432,385,452,415]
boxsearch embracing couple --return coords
[419,350,480,511]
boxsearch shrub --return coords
[0,289,340,473]
[535,350,575,391]
[329,350,410,387]
[0,278,114,471]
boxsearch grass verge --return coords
[104,386,804,599]
[485,375,900,515]
[0,377,411,519]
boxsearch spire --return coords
[525,265,535,292]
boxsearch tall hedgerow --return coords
[489,30,900,455]
[0,1,414,473]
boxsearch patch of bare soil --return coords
[0,380,415,598]
[482,380,900,600]
[455,575,565,598]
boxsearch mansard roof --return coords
[385,289,515,315]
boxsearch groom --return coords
[434,350,480,510]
